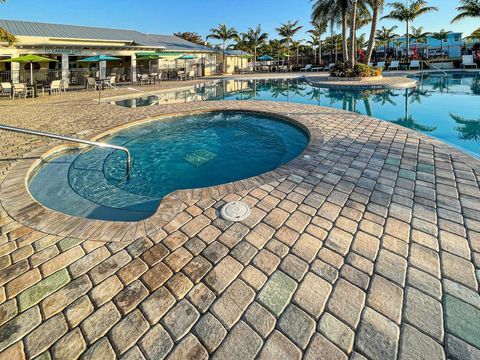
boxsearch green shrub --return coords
[330,62,382,78]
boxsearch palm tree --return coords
[451,0,480,23]
[348,0,359,66]
[0,1,15,45]
[431,29,451,60]
[313,0,350,62]
[382,0,438,60]
[173,32,204,45]
[307,35,320,64]
[207,24,240,73]
[366,0,385,64]
[410,26,430,56]
[375,26,398,60]
[245,25,269,69]
[450,113,480,140]
[276,20,303,65]
[307,20,328,65]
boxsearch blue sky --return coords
[1,0,477,43]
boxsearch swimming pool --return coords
[28,112,308,221]
[117,72,479,157]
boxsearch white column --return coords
[11,56,20,84]
[61,54,69,87]
[131,54,137,84]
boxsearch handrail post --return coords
[0,124,131,178]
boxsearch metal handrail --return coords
[0,124,131,177]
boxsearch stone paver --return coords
[0,92,479,359]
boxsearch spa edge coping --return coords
[0,103,324,243]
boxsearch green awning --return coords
[136,51,185,59]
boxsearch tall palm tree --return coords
[349,0,359,66]
[312,0,350,62]
[307,20,327,65]
[451,0,480,23]
[207,24,240,73]
[375,26,398,60]
[245,25,269,69]
[366,0,385,64]
[276,20,303,65]
[382,0,438,60]
[431,29,451,60]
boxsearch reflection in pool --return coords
[189,72,478,157]
[29,112,308,221]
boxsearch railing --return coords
[0,124,131,177]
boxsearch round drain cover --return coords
[221,201,251,221]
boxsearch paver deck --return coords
[1,80,480,360]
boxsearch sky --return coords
[0,0,478,44]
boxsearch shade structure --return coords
[258,55,273,61]
[0,54,59,85]
[76,55,122,62]
[136,54,162,61]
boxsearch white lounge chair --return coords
[104,75,116,89]
[377,61,386,69]
[300,64,313,72]
[461,55,478,69]
[311,66,324,71]
[389,60,400,70]
[0,82,12,97]
[409,60,421,70]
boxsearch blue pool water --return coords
[192,72,478,157]
[29,112,308,221]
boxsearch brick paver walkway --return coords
[0,85,480,360]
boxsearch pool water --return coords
[29,112,308,221]
[195,72,479,157]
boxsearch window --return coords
[454,35,460,42]
[443,38,448,42]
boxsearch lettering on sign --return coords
[45,49,84,55]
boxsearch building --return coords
[396,32,463,58]
[221,50,251,74]
[0,19,218,84]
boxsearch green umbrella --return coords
[76,55,122,103]
[0,54,59,85]
[177,54,197,74]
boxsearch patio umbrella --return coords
[77,55,121,103]
[136,54,162,74]
[258,55,273,61]
[177,54,197,74]
[0,54,59,85]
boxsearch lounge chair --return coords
[59,79,68,93]
[377,61,386,69]
[311,66,324,71]
[388,60,400,70]
[409,60,421,70]
[139,74,150,85]
[12,83,33,99]
[461,55,478,69]
[0,82,12,98]
[300,64,313,72]
[105,75,116,89]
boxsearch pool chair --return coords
[377,61,386,69]
[0,82,12,98]
[59,79,68,93]
[104,75,117,89]
[12,83,33,99]
[311,66,324,71]
[45,80,62,95]
[86,77,98,91]
[300,64,313,72]
[461,55,478,69]
[409,60,421,70]
[388,60,400,70]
